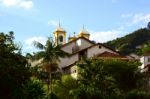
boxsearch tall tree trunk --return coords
[47,71,52,94]
[50,72,52,93]
[47,73,50,93]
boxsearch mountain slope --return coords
[105,28,150,55]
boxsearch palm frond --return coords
[33,41,45,50]
[32,51,45,60]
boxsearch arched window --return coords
[59,35,63,42]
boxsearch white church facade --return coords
[53,25,129,78]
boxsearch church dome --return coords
[78,26,90,39]
[55,26,66,32]
[79,29,90,35]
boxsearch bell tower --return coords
[54,24,66,45]
[78,25,90,39]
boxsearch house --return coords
[140,54,150,72]
[53,25,129,78]
[126,53,140,60]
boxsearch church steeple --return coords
[78,25,90,39]
[54,23,66,45]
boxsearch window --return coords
[64,68,71,74]
[79,50,87,60]
[59,35,63,42]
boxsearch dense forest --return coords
[105,28,150,55]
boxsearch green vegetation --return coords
[33,37,69,96]
[25,78,45,99]
[0,32,150,99]
[0,32,31,99]
[105,28,150,55]
[141,41,150,55]
[53,75,78,99]
[73,58,149,99]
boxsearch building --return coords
[140,54,150,72]
[53,25,128,78]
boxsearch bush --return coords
[25,78,45,99]
[45,92,59,99]
[126,89,150,99]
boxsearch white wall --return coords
[61,38,93,54]
[60,44,119,68]
[61,41,77,54]
[144,56,150,66]
[87,45,118,58]
[59,54,79,68]
[140,56,150,69]
[79,38,93,50]
[140,56,145,69]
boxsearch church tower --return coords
[78,26,90,39]
[54,24,66,45]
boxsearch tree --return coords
[33,37,69,93]
[25,78,45,99]
[53,75,78,99]
[0,32,31,99]
[142,42,150,54]
[105,28,150,55]
[73,58,146,99]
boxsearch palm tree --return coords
[33,37,69,93]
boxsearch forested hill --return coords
[105,28,150,55]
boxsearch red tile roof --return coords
[96,51,127,58]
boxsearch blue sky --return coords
[0,0,150,54]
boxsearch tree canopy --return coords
[33,37,69,94]
[105,28,150,55]
[72,58,148,99]
[0,32,31,99]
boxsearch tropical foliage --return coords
[25,78,45,99]
[33,37,69,93]
[53,75,78,99]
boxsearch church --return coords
[53,25,129,78]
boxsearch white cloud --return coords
[121,13,150,27]
[132,14,150,24]
[19,0,33,9]
[24,36,46,50]
[0,0,33,9]
[90,30,124,43]
[48,20,58,26]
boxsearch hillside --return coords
[105,28,150,55]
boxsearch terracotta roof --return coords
[143,53,150,56]
[62,52,128,69]
[61,36,120,55]
[96,51,125,58]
